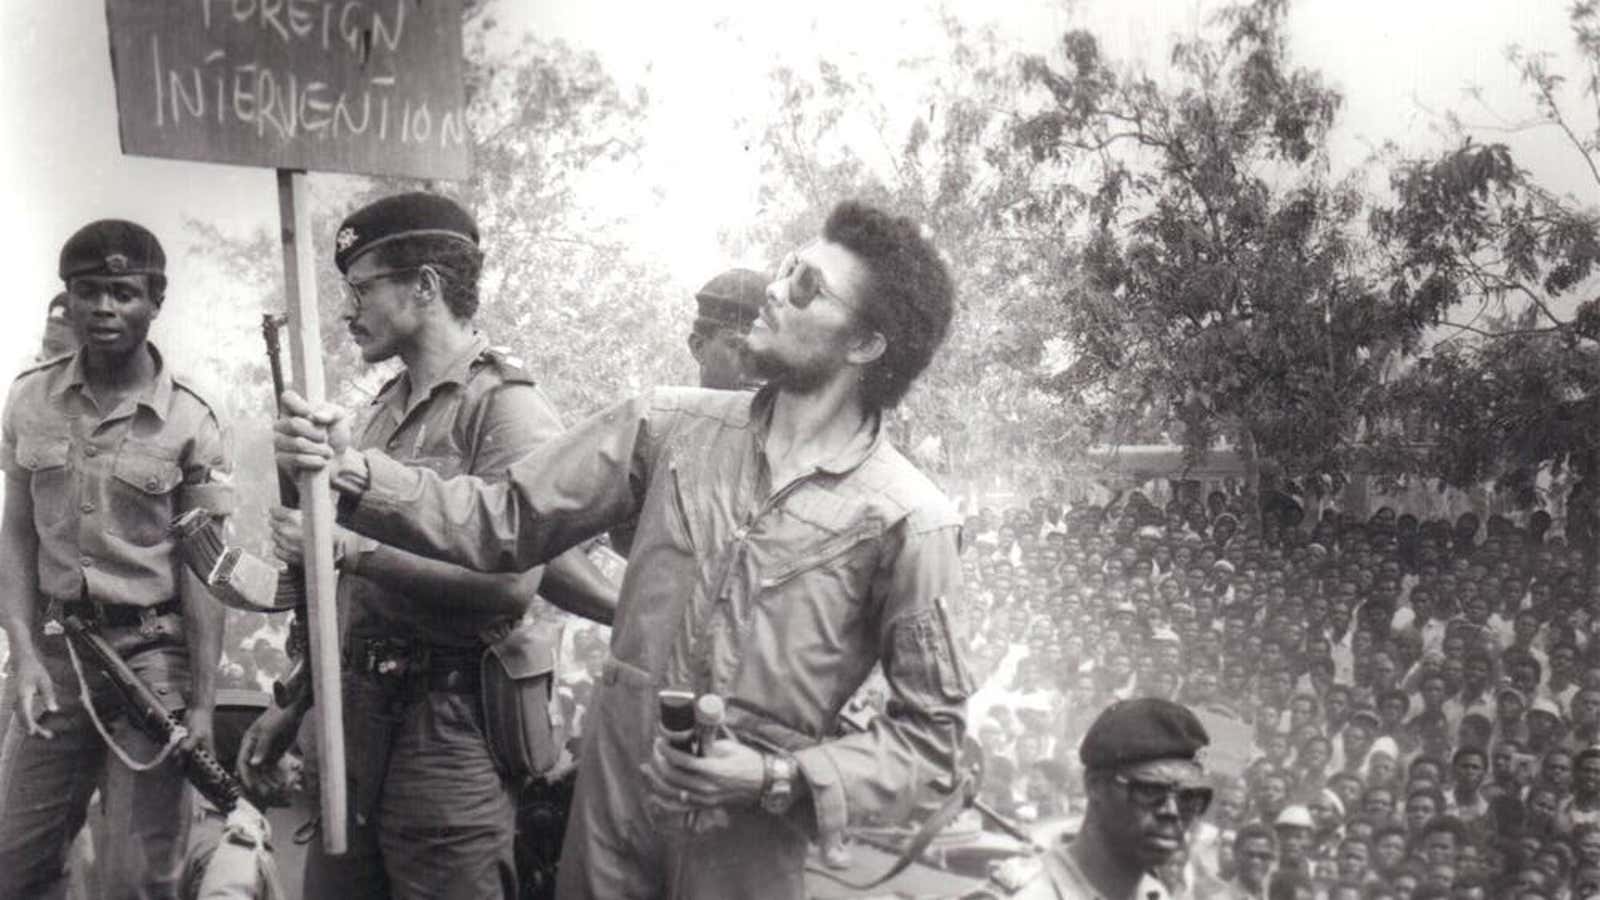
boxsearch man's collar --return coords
[58,344,172,420]
[747,384,883,477]
[385,331,490,412]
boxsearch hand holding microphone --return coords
[646,688,760,833]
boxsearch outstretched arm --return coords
[276,389,659,576]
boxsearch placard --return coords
[106,0,470,180]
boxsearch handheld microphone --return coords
[688,693,729,834]
[657,688,696,753]
[693,693,725,756]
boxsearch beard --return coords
[745,342,836,395]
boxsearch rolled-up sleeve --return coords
[791,518,973,836]
[345,392,661,573]
[178,412,235,517]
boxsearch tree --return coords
[1014,0,1445,506]
[1369,1,1600,547]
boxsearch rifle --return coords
[169,314,306,615]
[261,313,301,511]
[261,313,312,709]
[60,615,243,813]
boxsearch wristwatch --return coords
[760,752,798,815]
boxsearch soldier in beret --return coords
[991,698,1212,899]
[0,219,235,900]
[688,268,766,391]
[238,192,618,899]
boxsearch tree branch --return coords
[1438,320,1562,339]
[1530,63,1600,192]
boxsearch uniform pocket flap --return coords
[486,617,562,680]
[112,454,184,495]
[15,436,69,472]
[761,528,875,588]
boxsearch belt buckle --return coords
[138,607,161,639]
[371,639,410,676]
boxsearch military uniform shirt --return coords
[1011,838,1172,900]
[0,345,233,605]
[343,331,563,646]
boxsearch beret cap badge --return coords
[104,253,129,274]
[333,193,479,274]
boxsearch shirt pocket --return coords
[891,597,977,703]
[16,436,71,525]
[759,527,877,591]
[109,450,184,547]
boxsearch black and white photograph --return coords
[1,1,1597,898]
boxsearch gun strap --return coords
[803,774,975,891]
[63,630,186,772]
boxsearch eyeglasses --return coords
[774,247,855,312]
[343,267,421,309]
[1113,774,1213,818]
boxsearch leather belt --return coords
[345,635,481,695]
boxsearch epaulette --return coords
[11,352,73,382]
[986,854,1044,895]
[481,345,535,386]
[170,370,225,414]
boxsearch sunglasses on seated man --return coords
[1112,773,1213,818]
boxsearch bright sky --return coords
[0,1,1586,386]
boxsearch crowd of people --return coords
[936,489,1598,899]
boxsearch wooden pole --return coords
[275,168,347,854]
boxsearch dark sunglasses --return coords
[774,249,855,312]
[1113,774,1213,818]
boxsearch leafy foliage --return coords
[1370,1,1600,526]
[1014,0,1428,494]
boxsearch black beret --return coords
[59,219,165,281]
[693,268,767,336]
[1079,698,1209,770]
[334,192,478,274]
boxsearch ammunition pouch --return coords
[481,616,565,785]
